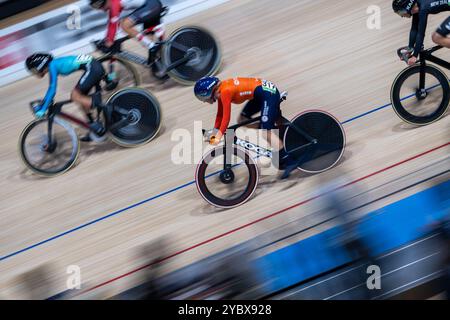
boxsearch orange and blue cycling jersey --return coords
[214,77,281,135]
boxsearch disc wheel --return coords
[162,26,222,85]
[106,87,162,147]
[284,110,345,173]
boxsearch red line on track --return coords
[78,142,450,296]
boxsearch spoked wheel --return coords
[195,146,259,209]
[162,26,222,85]
[391,65,450,125]
[97,55,141,95]
[19,117,80,177]
[106,88,162,147]
[284,111,345,174]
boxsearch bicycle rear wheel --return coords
[195,146,259,209]
[391,65,450,125]
[19,118,80,177]
[284,111,345,174]
[162,26,222,85]
[106,87,162,147]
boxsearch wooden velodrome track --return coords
[0,0,449,299]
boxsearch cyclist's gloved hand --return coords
[33,104,47,119]
[397,47,413,62]
[203,128,218,142]
[209,135,221,146]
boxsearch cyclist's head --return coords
[25,53,53,77]
[90,0,108,10]
[194,77,220,103]
[392,0,418,17]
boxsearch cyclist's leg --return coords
[122,0,163,50]
[256,86,284,157]
[256,85,295,176]
[72,60,106,136]
[238,96,261,129]
[432,16,450,47]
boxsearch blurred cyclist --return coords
[194,77,297,180]
[393,0,450,65]
[25,53,106,142]
[432,16,450,47]
[89,0,165,62]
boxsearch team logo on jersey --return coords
[262,80,277,93]
[76,54,93,64]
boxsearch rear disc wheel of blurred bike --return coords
[162,26,222,85]
[195,146,259,209]
[106,88,162,147]
[391,65,450,125]
[19,118,80,177]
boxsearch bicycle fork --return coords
[418,58,427,99]
[44,116,57,152]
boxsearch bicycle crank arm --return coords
[164,51,196,73]
[287,141,315,154]
[113,106,131,116]
[108,118,129,132]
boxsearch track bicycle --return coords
[195,92,346,208]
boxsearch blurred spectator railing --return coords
[0,0,51,20]
[0,0,229,87]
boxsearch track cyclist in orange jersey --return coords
[194,77,298,179]
[90,0,165,62]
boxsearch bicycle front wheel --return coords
[162,26,222,85]
[19,118,80,177]
[391,65,450,125]
[97,55,141,93]
[195,146,259,209]
[284,111,345,174]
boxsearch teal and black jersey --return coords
[39,55,95,112]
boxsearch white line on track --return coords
[277,234,441,299]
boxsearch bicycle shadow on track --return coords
[272,149,355,192]
[391,121,422,133]
[77,139,123,160]
[12,139,123,181]
[139,73,180,91]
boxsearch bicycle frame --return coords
[418,45,450,90]
[221,112,317,171]
[53,102,91,129]
[102,26,196,74]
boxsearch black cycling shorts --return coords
[241,82,281,130]
[127,0,163,27]
[76,60,105,94]
[436,16,450,37]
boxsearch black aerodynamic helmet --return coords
[25,53,53,74]
[392,0,418,16]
